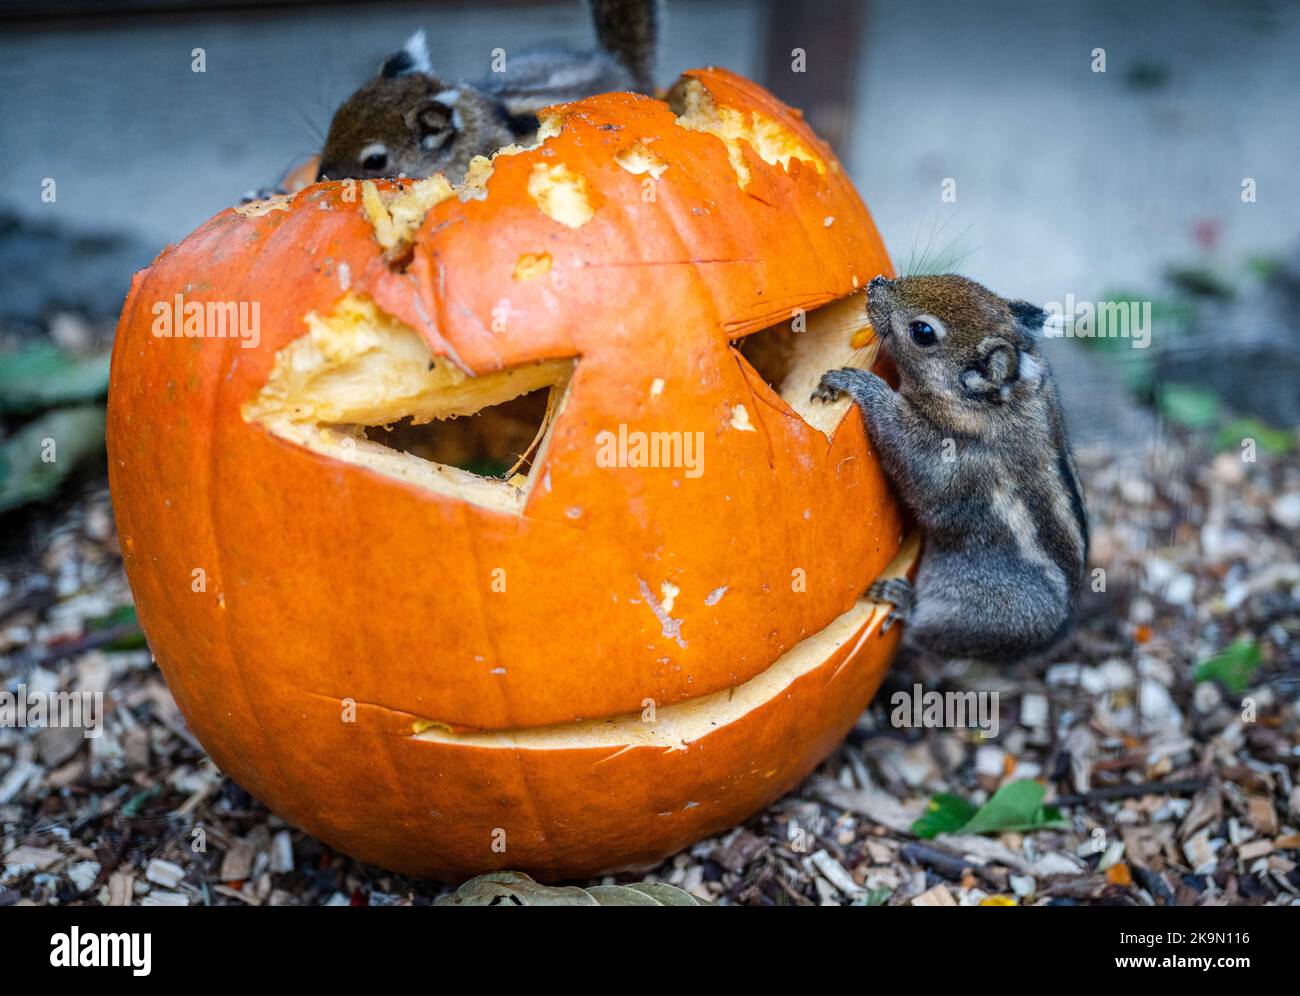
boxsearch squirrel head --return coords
[865,274,1048,413]
[317,30,487,183]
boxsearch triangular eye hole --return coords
[730,292,879,439]
[243,295,575,515]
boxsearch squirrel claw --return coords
[867,577,914,631]
[811,385,840,404]
[812,370,851,404]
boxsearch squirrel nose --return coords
[866,274,893,304]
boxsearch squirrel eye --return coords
[909,320,938,347]
[359,143,389,172]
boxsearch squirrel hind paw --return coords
[867,577,914,633]
[867,577,915,625]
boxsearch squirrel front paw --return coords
[867,577,914,631]
[813,367,888,408]
[812,368,855,404]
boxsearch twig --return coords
[1049,778,1206,808]
[900,842,1000,886]
[32,623,143,666]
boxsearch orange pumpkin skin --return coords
[108,69,905,880]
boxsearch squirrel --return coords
[316,0,660,184]
[813,275,1089,665]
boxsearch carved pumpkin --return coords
[107,68,911,880]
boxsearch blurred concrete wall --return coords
[2,0,1298,312]
[0,0,761,252]
[852,0,1300,303]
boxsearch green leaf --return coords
[1095,288,1197,339]
[1245,254,1284,282]
[960,780,1064,836]
[0,405,106,512]
[586,885,667,906]
[619,882,707,906]
[0,344,110,414]
[1215,418,1295,456]
[437,870,598,906]
[914,780,1066,839]
[911,792,978,840]
[1194,638,1261,695]
[435,871,708,906]
[87,605,147,650]
[120,784,162,818]
[1157,383,1221,429]
[1165,265,1235,300]
[854,887,893,907]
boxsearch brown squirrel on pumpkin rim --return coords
[316,0,660,184]
[814,274,1089,665]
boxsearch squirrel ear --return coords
[381,28,432,77]
[1009,300,1047,337]
[405,100,456,148]
[959,337,1020,399]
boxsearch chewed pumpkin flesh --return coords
[108,68,905,878]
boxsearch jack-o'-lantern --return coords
[107,69,913,880]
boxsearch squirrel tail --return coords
[587,0,660,93]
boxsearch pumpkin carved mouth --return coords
[411,531,919,749]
